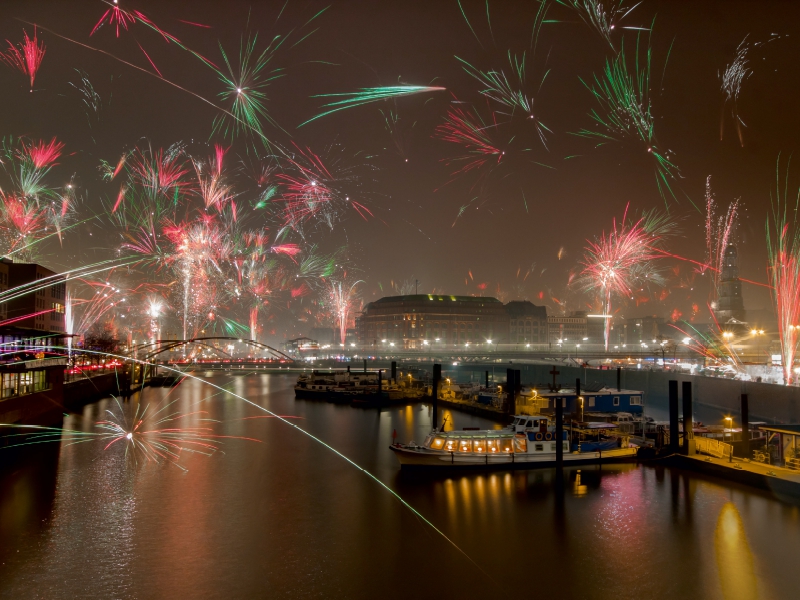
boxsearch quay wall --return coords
[444,363,800,425]
[63,371,132,410]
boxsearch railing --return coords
[695,436,732,459]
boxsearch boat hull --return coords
[390,445,638,468]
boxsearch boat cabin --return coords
[532,386,644,415]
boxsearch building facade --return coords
[506,301,548,343]
[3,260,67,333]
[547,313,588,344]
[357,295,510,349]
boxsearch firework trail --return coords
[719,34,783,146]
[300,86,446,127]
[434,100,504,179]
[328,279,363,346]
[669,316,743,372]
[577,35,679,200]
[380,109,415,163]
[456,53,552,148]
[578,205,674,350]
[702,176,739,298]
[766,159,800,384]
[555,1,648,50]
[2,26,46,89]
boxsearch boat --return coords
[295,369,417,404]
[390,414,638,468]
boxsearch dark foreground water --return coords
[1,373,799,599]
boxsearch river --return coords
[1,373,799,599]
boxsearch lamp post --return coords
[724,416,733,462]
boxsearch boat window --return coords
[526,420,533,428]
[513,436,526,453]
[535,444,544,452]
[487,439,500,452]
[630,396,642,405]
[550,443,557,451]
[473,439,486,453]
[430,437,445,450]
[588,397,595,407]
[533,420,539,428]
[458,439,472,453]
[613,396,620,406]
[444,439,457,452]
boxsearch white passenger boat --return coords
[390,415,638,468]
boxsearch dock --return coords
[665,452,800,502]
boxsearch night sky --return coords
[2,0,800,342]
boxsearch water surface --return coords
[1,373,799,599]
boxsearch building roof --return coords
[758,424,800,436]
[505,300,547,316]
[371,294,501,304]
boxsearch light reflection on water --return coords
[0,373,799,599]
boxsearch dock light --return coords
[487,339,492,344]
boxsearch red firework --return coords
[276,143,372,228]
[579,206,673,350]
[434,101,504,179]
[20,137,64,169]
[2,27,46,89]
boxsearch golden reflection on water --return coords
[715,502,758,600]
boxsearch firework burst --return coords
[577,35,679,200]
[702,176,739,298]
[555,1,648,50]
[2,26,46,89]
[578,205,674,350]
[327,279,363,346]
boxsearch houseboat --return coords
[390,414,638,468]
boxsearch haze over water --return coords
[2,373,799,599]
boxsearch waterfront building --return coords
[0,324,69,424]
[357,295,509,349]
[624,315,666,344]
[506,301,548,343]
[547,313,587,344]
[0,261,8,322]
[310,327,335,345]
[2,260,67,334]
[284,337,320,357]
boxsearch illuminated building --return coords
[2,260,67,334]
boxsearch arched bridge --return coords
[133,336,294,362]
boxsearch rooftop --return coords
[372,294,502,304]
